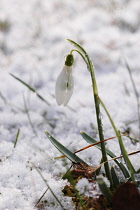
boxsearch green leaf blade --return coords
[97,176,112,203]
[111,166,120,189]
[10,73,50,105]
[45,131,89,166]
[98,96,136,179]
[66,39,87,55]
[81,131,130,178]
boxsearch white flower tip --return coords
[56,100,63,106]
[55,65,74,106]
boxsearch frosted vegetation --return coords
[0,0,140,209]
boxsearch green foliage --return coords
[45,131,89,166]
[96,176,112,203]
[98,97,136,182]
[80,131,130,179]
[111,167,120,189]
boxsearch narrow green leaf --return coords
[33,164,65,210]
[45,131,89,166]
[126,135,139,143]
[23,93,38,136]
[81,131,130,178]
[67,39,87,56]
[0,91,23,112]
[98,97,136,181]
[118,130,136,173]
[111,167,120,189]
[96,176,112,203]
[10,73,50,105]
[14,128,20,148]
[124,58,140,139]
[36,188,48,206]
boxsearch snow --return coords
[0,0,140,209]
[76,178,100,198]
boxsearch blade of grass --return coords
[124,58,140,140]
[0,91,7,103]
[33,164,65,210]
[96,176,112,203]
[126,135,139,143]
[35,188,48,206]
[103,150,140,162]
[98,96,136,181]
[10,73,50,105]
[23,93,38,136]
[95,158,103,176]
[0,91,24,112]
[81,131,130,178]
[45,131,89,167]
[73,134,126,154]
[14,128,20,148]
[55,133,127,158]
[111,167,120,189]
[62,165,73,179]
[88,150,140,184]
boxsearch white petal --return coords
[55,66,68,106]
[63,72,74,106]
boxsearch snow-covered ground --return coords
[0,0,140,209]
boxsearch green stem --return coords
[90,65,113,189]
[70,49,89,68]
[67,40,113,189]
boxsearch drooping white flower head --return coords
[55,54,74,106]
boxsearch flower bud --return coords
[65,54,74,66]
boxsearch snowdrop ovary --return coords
[55,53,74,106]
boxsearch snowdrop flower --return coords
[55,53,74,106]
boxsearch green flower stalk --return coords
[55,39,113,188]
